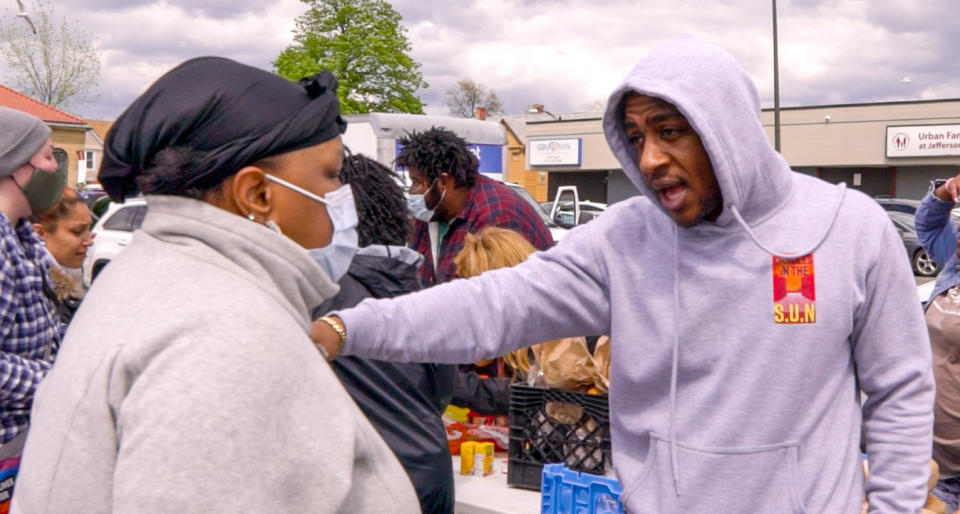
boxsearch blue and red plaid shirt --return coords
[411,175,554,286]
[0,213,62,444]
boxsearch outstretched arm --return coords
[314,222,611,363]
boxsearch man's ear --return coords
[32,222,45,237]
[439,172,452,189]
[227,166,274,221]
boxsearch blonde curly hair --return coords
[454,226,538,375]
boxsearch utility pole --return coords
[772,0,781,152]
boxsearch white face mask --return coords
[406,177,445,222]
[262,174,359,282]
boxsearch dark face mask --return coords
[17,165,65,215]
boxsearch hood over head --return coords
[601,37,848,498]
[603,35,793,229]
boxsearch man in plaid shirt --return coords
[0,107,65,446]
[400,128,553,286]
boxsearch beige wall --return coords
[762,100,960,167]
[523,100,960,171]
[525,118,620,170]
[50,126,87,187]
[503,122,550,202]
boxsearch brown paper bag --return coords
[532,337,598,391]
[592,335,611,393]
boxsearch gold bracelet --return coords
[317,315,347,358]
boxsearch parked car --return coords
[90,195,112,220]
[77,188,107,211]
[501,182,568,242]
[82,197,148,287]
[918,280,935,307]
[549,200,607,226]
[875,197,920,214]
[541,186,608,229]
[539,199,607,224]
[886,210,940,277]
[875,196,960,222]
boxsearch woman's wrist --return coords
[314,315,346,360]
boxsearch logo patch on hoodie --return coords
[772,254,816,324]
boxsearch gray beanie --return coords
[0,106,52,178]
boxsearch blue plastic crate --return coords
[540,463,623,514]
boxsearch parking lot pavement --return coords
[917,276,935,286]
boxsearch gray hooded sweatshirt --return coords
[336,37,934,513]
[12,196,420,513]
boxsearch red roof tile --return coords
[0,84,86,125]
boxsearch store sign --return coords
[528,138,582,166]
[395,142,503,174]
[886,124,960,157]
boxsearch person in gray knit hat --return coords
[0,107,52,175]
[0,106,66,511]
[0,107,66,215]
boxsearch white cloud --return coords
[60,0,308,117]
[2,0,956,120]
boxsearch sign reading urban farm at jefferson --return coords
[886,124,960,157]
[528,138,582,166]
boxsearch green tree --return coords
[444,77,503,118]
[0,0,100,111]
[275,0,427,114]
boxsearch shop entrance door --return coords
[547,171,608,204]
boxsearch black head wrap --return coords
[99,56,346,202]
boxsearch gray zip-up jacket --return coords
[13,195,419,513]
[335,36,933,513]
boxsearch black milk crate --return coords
[507,384,612,491]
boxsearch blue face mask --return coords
[263,175,359,283]
[406,177,445,222]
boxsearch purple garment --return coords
[337,36,934,512]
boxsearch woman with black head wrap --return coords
[12,57,420,513]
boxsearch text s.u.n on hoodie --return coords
[335,36,934,513]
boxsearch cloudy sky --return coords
[3,0,958,120]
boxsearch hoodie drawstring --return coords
[665,183,846,499]
[729,184,847,259]
[670,221,681,496]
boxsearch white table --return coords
[453,454,542,514]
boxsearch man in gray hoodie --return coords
[315,36,934,512]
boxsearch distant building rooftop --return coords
[85,119,114,143]
[0,84,87,125]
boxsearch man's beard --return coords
[691,189,724,225]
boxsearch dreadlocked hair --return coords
[396,127,478,188]
[341,152,409,247]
